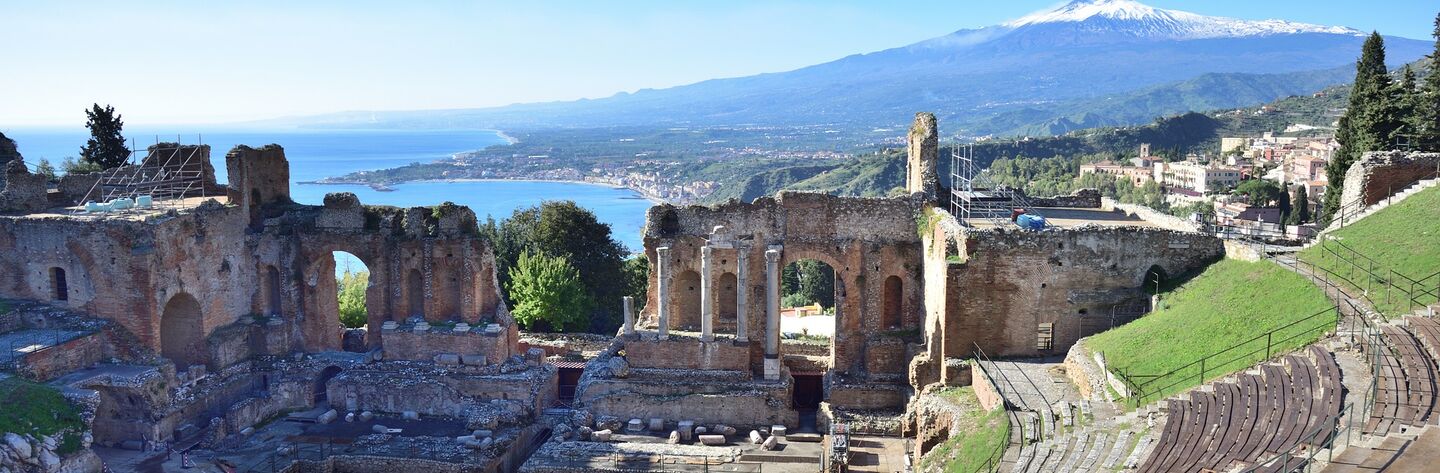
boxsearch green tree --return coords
[60,157,103,175]
[781,260,834,309]
[1287,185,1311,225]
[1395,66,1421,144]
[79,104,129,169]
[479,200,628,333]
[1418,13,1440,150]
[623,255,649,314]
[507,251,592,332]
[337,270,368,329]
[35,159,57,181]
[1233,179,1285,206]
[1324,33,1403,221]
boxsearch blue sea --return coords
[2,127,653,254]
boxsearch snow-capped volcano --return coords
[1005,0,1361,40]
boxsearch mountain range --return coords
[279,0,1431,137]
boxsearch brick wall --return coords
[624,337,750,371]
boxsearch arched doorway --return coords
[50,267,68,301]
[263,265,282,315]
[407,268,425,319]
[1143,265,1168,295]
[335,251,369,330]
[883,275,902,329]
[674,270,701,330]
[160,293,205,369]
[314,366,343,404]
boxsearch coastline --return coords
[300,177,668,205]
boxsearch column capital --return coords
[764,248,781,263]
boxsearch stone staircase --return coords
[1003,401,1162,472]
[1319,177,1438,237]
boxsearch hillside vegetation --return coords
[1086,259,1333,406]
[919,387,1011,473]
[1299,185,1440,318]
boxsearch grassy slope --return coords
[1087,259,1333,405]
[920,387,1011,473]
[0,378,85,454]
[1299,186,1440,317]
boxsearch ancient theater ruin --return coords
[4,113,1433,472]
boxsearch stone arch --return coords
[407,268,425,318]
[160,292,206,369]
[262,265,282,315]
[49,267,68,301]
[883,275,902,329]
[718,272,738,324]
[315,365,344,404]
[1140,264,1168,294]
[674,270,701,330]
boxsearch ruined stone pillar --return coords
[657,246,671,340]
[700,245,715,342]
[906,112,938,200]
[622,296,635,336]
[735,246,749,343]
[764,247,782,380]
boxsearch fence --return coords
[1237,402,1359,473]
[968,343,1030,473]
[1305,236,1439,317]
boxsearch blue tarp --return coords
[1016,213,1047,230]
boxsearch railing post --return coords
[1200,358,1206,385]
[1266,332,1272,359]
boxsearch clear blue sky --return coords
[1,0,1434,126]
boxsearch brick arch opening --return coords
[1141,264,1168,295]
[407,268,425,318]
[883,275,902,329]
[160,292,206,369]
[262,265,282,315]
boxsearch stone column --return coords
[735,246,749,343]
[656,246,671,340]
[764,247,782,380]
[700,246,715,342]
[622,296,635,336]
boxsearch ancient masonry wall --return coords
[1339,150,1440,209]
[936,226,1223,360]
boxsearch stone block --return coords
[344,412,355,423]
[317,409,338,424]
[626,418,644,433]
[771,425,787,437]
[677,420,695,441]
[593,429,612,442]
[435,353,460,365]
[360,411,374,422]
[749,430,763,444]
[403,411,420,421]
[762,434,778,451]
[472,430,492,438]
[524,347,545,365]
[461,354,488,366]
[698,434,726,446]
[711,424,736,436]
[372,424,389,434]
[648,418,665,432]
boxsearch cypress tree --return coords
[1396,66,1420,145]
[79,104,129,169]
[1418,13,1440,150]
[1323,32,1402,222]
[1288,185,1310,225]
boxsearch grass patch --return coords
[0,378,86,454]
[1300,185,1440,318]
[920,387,1011,473]
[1087,259,1332,407]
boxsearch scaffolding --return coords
[75,135,211,215]
[949,145,1046,228]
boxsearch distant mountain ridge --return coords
[271,0,1429,138]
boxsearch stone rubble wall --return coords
[1026,188,1103,208]
[1338,151,1440,210]
[0,161,49,214]
[1101,198,1201,232]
